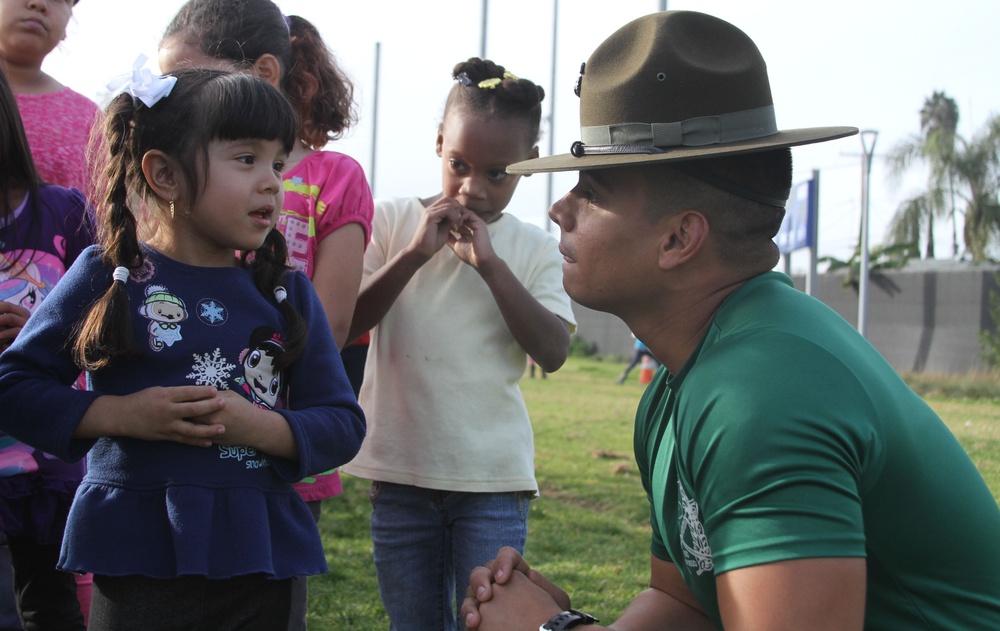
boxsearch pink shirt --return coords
[278,151,373,277]
[278,151,373,501]
[15,88,100,191]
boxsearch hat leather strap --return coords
[580,105,777,149]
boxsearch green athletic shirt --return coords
[635,272,1000,629]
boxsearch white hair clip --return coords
[274,286,287,304]
[106,54,177,108]
[112,266,130,284]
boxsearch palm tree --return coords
[886,91,959,259]
[921,92,960,255]
[885,192,937,259]
[953,116,1000,260]
[820,241,918,293]
[887,92,1000,262]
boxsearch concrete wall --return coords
[571,262,1000,374]
[571,302,634,359]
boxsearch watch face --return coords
[542,610,598,630]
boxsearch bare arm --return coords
[614,556,866,631]
[347,248,429,344]
[607,556,714,631]
[449,212,570,372]
[76,387,300,459]
[75,386,227,448]
[464,551,712,631]
[474,256,570,372]
[465,548,865,631]
[716,557,866,631]
[311,223,366,350]
[190,390,300,460]
[347,196,464,343]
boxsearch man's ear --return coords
[141,150,183,205]
[251,54,283,89]
[658,210,708,270]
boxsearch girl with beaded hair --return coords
[342,58,576,630]
[0,64,365,629]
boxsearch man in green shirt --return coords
[462,10,1000,631]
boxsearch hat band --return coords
[580,105,777,149]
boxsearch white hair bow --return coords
[106,54,177,108]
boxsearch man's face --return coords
[548,166,672,315]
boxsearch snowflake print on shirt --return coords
[187,349,236,389]
[197,298,228,326]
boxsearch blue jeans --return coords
[369,482,530,631]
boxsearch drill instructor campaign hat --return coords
[508,11,858,175]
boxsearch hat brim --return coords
[508,126,858,174]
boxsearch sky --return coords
[43,0,1000,272]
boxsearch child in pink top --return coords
[13,89,97,192]
[0,0,99,193]
[160,1,373,627]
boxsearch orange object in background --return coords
[639,355,657,384]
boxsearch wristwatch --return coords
[539,609,599,630]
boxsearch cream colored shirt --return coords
[342,197,576,493]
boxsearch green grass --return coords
[305,357,1000,629]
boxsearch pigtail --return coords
[284,14,357,149]
[72,96,144,370]
[241,230,306,372]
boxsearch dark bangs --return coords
[198,72,298,154]
[149,70,299,206]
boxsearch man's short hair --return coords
[645,148,792,271]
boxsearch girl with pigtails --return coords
[342,58,576,630]
[159,9,373,622]
[159,0,373,385]
[0,64,365,630]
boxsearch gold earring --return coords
[170,200,175,219]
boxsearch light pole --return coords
[480,0,488,58]
[545,0,558,234]
[858,129,878,338]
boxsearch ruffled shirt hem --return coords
[59,482,329,580]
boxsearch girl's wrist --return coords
[76,395,123,439]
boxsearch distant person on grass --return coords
[462,10,1000,631]
[616,335,656,384]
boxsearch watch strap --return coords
[539,609,599,630]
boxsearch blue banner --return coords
[776,178,816,254]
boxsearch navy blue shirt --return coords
[0,245,365,579]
